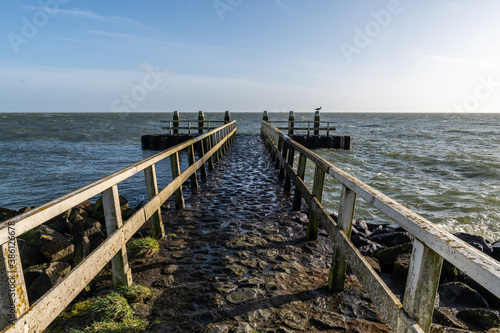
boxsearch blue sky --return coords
[1,0,500,112]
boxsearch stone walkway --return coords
[134,134,390,332]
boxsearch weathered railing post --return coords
[197,140,207,181]
[403,240,443,333]
[170,152,185,210]
[198,111,205,134]
[0,239,29,329]
[306,165,325,240]
[284,145,294,193]
[278,141,289,182]
[224,111,231,124]
[314,110,320,135]
[328,185,357,292]
[173,111,180,135]
[263,110,269,122]
[144,165,165,239]
[102,185,133,288]
[288,111,295,135]
[206,136,215,170]
[292,152,307,211]
[275,136,283,170]
[187,144,199,195]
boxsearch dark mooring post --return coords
[263,110,269,122]
[224,111,231,124]
[198,111,205,134]
[288,111,295,135]
[173,111,180,135]
[314,110,320,135]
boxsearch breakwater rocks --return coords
[0,196,138,304]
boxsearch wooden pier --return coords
[1,115,499,332]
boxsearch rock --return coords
[310,310,346,330]
[76,200,94,215]
[491,241,500,261]
[231,322,253,333]
[358,242,386,257]
[375,243,413,272]
[88,237,104,252]
[0,207,17,222]
[18,238,46,268]
[438,282,489,308]
[391,253,411,289]
[346,319,391,333]
[204,323,229,333]
[432,307,467,329]
[456,308,500,331]
[24,262,71,302]
[351,234,371,247]
[73,235,90,266]
[386,223,404,232]
[226,288,260,304]
[389,232,413,246]
[225,264,247,277]
[46,216,72,234]
[365,220,389,231]
[454,232,493,255]
[372,232,402,245]
[72,214,105,239]
[278,310,309,330]
[353,219,370,237]
[364,257,381,274]
[34,225,74,263]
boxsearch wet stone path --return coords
[135,134,389,333]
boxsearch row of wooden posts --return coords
[0,122,237,332]
[260,120,500,333]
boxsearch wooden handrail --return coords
[261,120,500,333]
[0,121,237,332]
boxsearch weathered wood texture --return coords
[0,122,237,333]
[261,120,500,333]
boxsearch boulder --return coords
[389,232,413,246]
[375,243,413,272]
[0,207,17,222]
[34,225,74,263]
[73,235,91,266]
[456,308,500,331]
[75,200,94,215]
[492,241,500,262]
[438,282,489,308]
[391,253,411,289]
[353,219,370,237]
[432,307,467,329]
[358,242,386,257]
[365,220,389,231]
[18,238,46,269]
[24,262,71,302]
[71,214,105,239]
[454,232,493,256]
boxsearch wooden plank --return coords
[102,186,132,288]
[403,240,443,333]
[284,146,295,193]
[292,152,307,211]
[144,165,165,239]
[170,152,185,210]
[0,240,29,329]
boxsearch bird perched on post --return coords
[314,107,322,111]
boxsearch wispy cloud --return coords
[86,30,132,38]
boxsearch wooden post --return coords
[263,110,269,122]
[279,141,289,182]
[173,111,180,135]
[328,185,357,292]
[314,110,320,135]
[214,132,220,162]
[288,111,295,135]
[144,165,165,239]
[224,111,231,124]
[187,144,199,195]
[284,145,294,193]
[403,240,443,333]
[0,239,29,329]
[275,137,283,169]
[197,140,207,181]
[170,152,185,210]
[198,111,205,134]
[306,165,325,240]
[206,136,214,170]
[102,185,132,288]
[292,152,307,211]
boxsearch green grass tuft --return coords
[118,284,153,303]
[91,292,133,322]
[127,236,160,258]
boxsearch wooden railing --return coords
[0,121,237,333]
[261,121,500,333]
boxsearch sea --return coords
[0,112,499,241]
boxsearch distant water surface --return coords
[0,112,498,240]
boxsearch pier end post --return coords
[198,111,205,134]
[263,110,269,122]
[314,110,320,135]
[173,111,180,135]
[224,111,231,124]
[288,111,295,135]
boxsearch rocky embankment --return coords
[1,134,500,332]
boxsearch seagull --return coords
[314,107,322,111]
